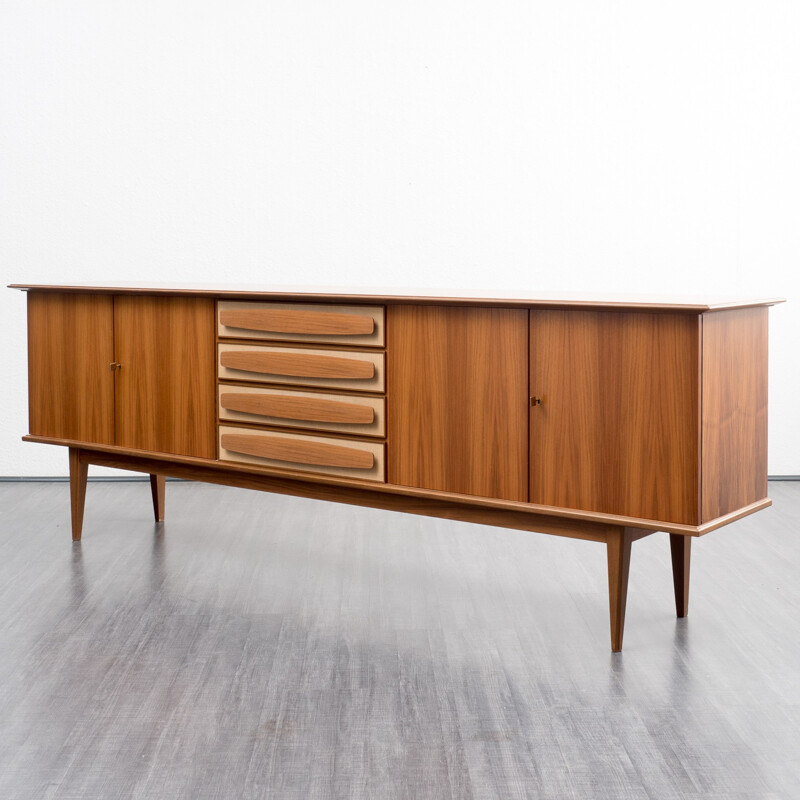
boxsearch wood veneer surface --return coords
[217,301,384,345]
[221,431,375,470]
[218,385,384,436]
[114,296,215,459]
[220,308,373,336]
[221,391,374,424]
[27,292,115,445]
[219,425,385,482]
[219,349,375,380]
[530,310,701,524]
[11,283,784,311]
[701,307,769,521]
[387,305,528,502]
[218,343,385,391]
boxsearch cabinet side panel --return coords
[387,305,528,502]
[114,296,216,459]
[530,310,700,525]
[27,292,115,444]
[701,307,768,522]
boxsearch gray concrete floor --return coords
[0,479,798,799]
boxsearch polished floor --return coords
[0,479,798,799]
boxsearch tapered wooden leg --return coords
[68,447,88,541]
[607,527,634,652]
[149,474,166,522]
[669,533,691,618]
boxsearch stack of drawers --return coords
[216,301,386,481]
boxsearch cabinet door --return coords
[114,296,215,458]
[530,310,700,525]
[27,292,115,444]
[387,305,528,501]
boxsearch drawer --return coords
[218,301,384,346]
[219,425,385,481]
[218,343,384,391]
[219,385,385,436]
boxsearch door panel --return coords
[387,305,528,501]
[114,296,215,458]
[530,310,700,524]
[701,307,768,522]
[27,292,115,444]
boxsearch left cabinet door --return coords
[113,295,216,458]
[28,292,115,444]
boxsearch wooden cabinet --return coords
[12,283,781,652]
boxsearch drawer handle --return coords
[219,309,374,336]
[221,433,374,470]
[220,392,375,424]
[220,350,375,380]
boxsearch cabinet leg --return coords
[607,527,634,652]
[149,474,166,522]
[68,448,88,542]
[669,533,691,618]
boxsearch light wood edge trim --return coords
[9,286,787,311]
[221,432,374,470]
[22,435,773,536]
[216,336,386,352]
[218,378,386,399]
[219,308,374,336]
[220,392,375,424]
[693,498,773,535]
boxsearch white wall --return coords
[1,0,798,476]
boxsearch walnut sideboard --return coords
[10,283,782,651]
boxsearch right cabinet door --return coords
[530,310,701,525]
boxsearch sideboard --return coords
[10,283,782,651]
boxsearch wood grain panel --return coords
[218,301,384,345]
[221,432,374,470]
[27,292,115,444]
[218,343,385,391]
[220,349,374,379]
[114,296,215,458]
[219,425,385,481]
[221,391,373,424]
[218,385,384,435]
[530,310,700,525]
[701,307,768,522]
[220,307,373,335]
[387,305,528,501]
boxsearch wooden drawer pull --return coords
[219,308,374,336]
[220,350,375,380]
[220,433,374,470]
[220,392,374,424]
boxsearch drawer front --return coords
[219,425,385,481]
[218,385,385,436]
[218,343,384,391]
[218,301,384,346]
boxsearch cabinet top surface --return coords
[8,282,784,311]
